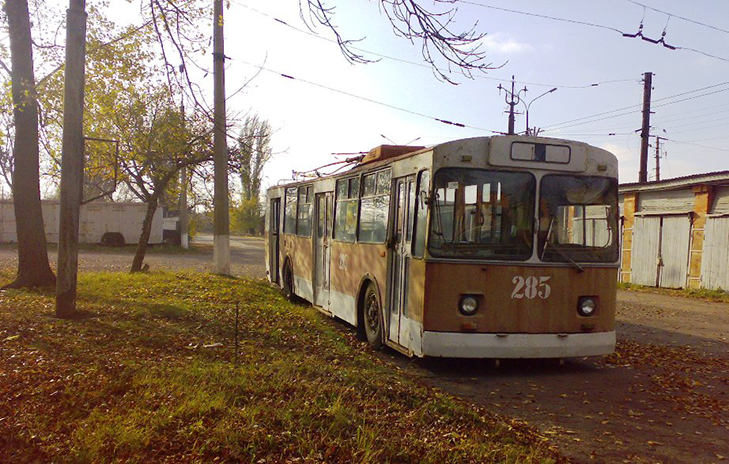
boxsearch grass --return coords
[0,269,562,463]
[618,281,729,303]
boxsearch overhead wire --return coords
[235,59,500,134]
[235,1,637,89]
[624,0,729,35]
[461,0,729,63]
[662,137,729,152]
[542,81,729,131]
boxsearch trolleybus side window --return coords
[430,168,535,260]
[334,177,359,242]
[538,175,618,263]
[296,186,313,237]
[284,187,297,234]
[358,169,391,243]
[412,170,430,258]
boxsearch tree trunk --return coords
[2,0,56,289]
[130,195,158,272]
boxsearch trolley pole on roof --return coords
[639,72,653,183]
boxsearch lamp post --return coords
[524,87,557,136]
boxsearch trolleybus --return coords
[265,135,619,358]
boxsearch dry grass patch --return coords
[0,269,562,463]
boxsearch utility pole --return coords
[639,72,653,183]
[178,70,189,250]
[654,136,664,182]
[213,0,230,274]
[56,0,87,317]
[497,76,526,135]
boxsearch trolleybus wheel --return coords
[282,263,295,301]
[363,283,383,349]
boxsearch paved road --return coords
[1,238,726,462]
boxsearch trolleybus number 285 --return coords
[511,276,551,300]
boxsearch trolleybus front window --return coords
[538,175,618,263]
[429,168,535,260]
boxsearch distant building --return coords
[619,171,729,290]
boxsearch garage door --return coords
[631,215,691,288]
[701,216,729,290]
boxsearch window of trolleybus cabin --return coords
[429,168,535,260]
[538,175,619,263]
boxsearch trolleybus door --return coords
[314,192,333,309]
[269,198,281,284]
[389,176,416,346]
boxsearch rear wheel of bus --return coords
[363,283,383,349]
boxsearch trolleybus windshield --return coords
[538,175,619,264]
[429,168,535,260]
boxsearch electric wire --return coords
[235,1,636,90]
[662,137,729,152]
[236,59,500,134]
[460,0,729,63]
[625,0,729,35]
[542,81,729,131]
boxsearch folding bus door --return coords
[314,192,333,309]
[389,176,416,347]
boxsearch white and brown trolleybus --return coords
[265,135,619,358]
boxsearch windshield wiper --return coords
[540,217,584,272]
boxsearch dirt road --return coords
[1,239,726,462]
[386,291,729,463]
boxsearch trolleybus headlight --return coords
[459,295,479,316]
[577,297,597,317]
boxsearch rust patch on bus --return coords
[423,263,617,334]
[284,235,314,281]
[330,241,388,300]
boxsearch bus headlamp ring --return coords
[577,297,597,317]
[459,295,479,316]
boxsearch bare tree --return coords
[301,0,495,83]
[2,0,56,289]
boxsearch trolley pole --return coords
[639,72,653,183]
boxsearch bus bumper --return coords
[421,331,616,358]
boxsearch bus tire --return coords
[363,283,383,350]
[282,260,295,301]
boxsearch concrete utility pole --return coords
[56,0,87,317]
[497,76,526,135]
[178,81,189,250]
[179,167,189,248]
[213,0,230,274]
[639,72,653,183]
[654,137,660,181]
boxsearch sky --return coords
[11,0,729,198]
[217,0,729,188]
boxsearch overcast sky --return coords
[80,0,729,192]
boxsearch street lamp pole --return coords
[524,87,557,136]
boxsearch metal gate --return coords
[631,215,691,288]
[701,216,729,290]
[631,216,660,286]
